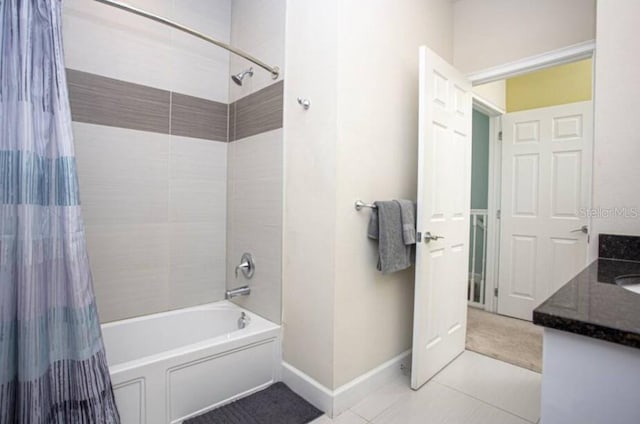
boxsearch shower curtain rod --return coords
[93,0,280,79]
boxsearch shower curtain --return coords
[0,0,120,422]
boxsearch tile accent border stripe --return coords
[171,93,228,141]
[66,69,284,142]
[229,81,284,142]
[67,69,171,135]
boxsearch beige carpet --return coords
[466,307,543,373]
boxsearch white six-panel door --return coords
[412,46,472,389]
[498,101,593,321]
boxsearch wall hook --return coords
[297,97,311,110]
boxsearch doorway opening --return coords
[465,58,594,372]
[468,109,491,308]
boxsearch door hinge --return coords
[496,209,501,219]
[498,131,503,141]
[494,287,499,297]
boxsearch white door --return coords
[411,46,472,389]
[498,101,593,321]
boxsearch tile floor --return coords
[311,350,541,424]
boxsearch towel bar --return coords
[355,200,377,211]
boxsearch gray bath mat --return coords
[184,382,323,424]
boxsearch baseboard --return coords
[281,350,411,418]
[332,350,411,416]
[281,362,334,415]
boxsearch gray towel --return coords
[396,199,416,245]
[368,201,412,274]
[367,207,379,240]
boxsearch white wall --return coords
[453,0,596,74]
[473,80,506,111]
[282,0,453,390]
[333,0,453,388]
[65,0,231,322]
[591,0,640,257]
[282,0,339,389]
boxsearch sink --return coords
[614,274,640,294]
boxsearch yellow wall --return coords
[506,59,592,112]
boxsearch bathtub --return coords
[101,301,281,424]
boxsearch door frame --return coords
[467,41,596,313]
[471,95,503,313]
[467,40,595,85]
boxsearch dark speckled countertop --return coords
[533,258,640,349]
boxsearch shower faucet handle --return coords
[235,262,249,278]
[235,253,255,279]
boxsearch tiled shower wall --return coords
[63,0,285,324]
[63,0,232,323]
[226,0,286,324]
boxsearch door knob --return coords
[423,232,444,243]
[570,225,588,234]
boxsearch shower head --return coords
[231,67,254,86]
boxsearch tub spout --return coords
[225,286,251,299]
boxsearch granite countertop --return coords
[533,258,640,349]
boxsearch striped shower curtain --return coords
[0,0,120,422]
